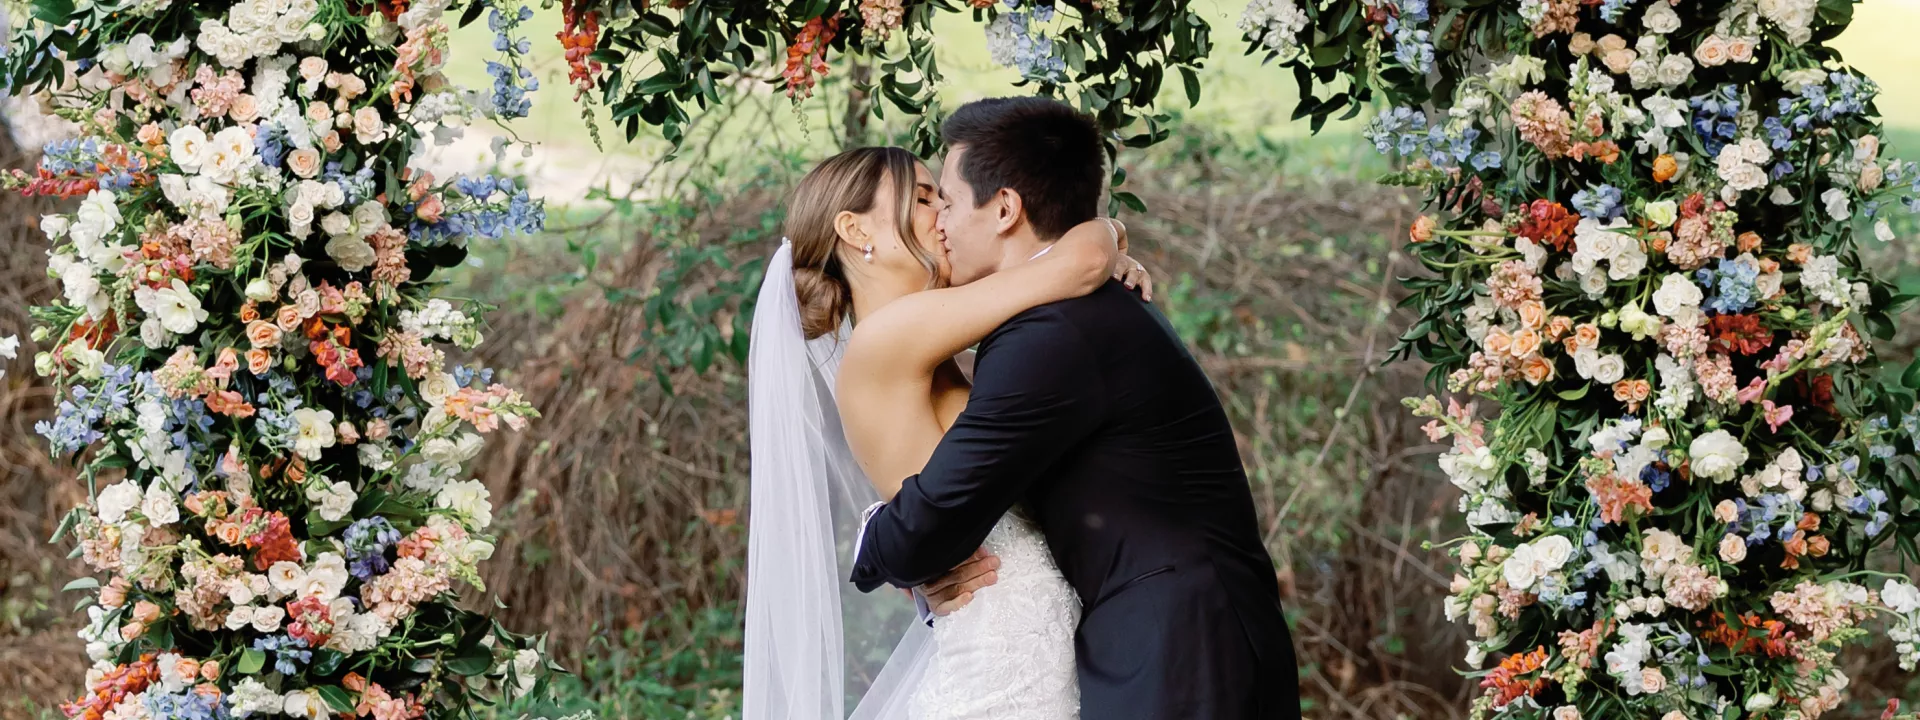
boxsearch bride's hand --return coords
[1113,252,1152,302]
[920,547,1001,616]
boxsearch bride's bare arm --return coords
[841,218,1125,380]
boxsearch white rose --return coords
[307,480,357,522]
[1643,200,1678,227]
[140,483,180,526]
[96,481,142,524]
[1643,2,1682,33]
[1689,430,1749,482]
[251,604,286,633]
[168,125,211,174]
[1533,535,1575,571]
[225,604,257,631]
[320,211,354,237]
[286,201,316,237]
[350,201,389,236]
[291,407,337,460]
[1649,54,1691,88]
[1503,543,1543,591]
[302,553,350,601]
[1591,353,1627,384]
[281,688,329,720]
[267,560,306,596]
[420,372,459,405]
[422,432,484,466]
[1652,273,1703,325]
[325,235,376,272]
[1642,426,1671,449]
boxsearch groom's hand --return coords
[920,547,1001,616]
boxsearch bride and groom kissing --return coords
[745,96,1301,719]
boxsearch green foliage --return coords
[485,603,745,720]
[563,0,1212,162]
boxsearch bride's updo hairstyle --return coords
[786,146,942,340]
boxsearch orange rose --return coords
[1410,215,1436,243]
[1520,356,1556,384]
[246,320,283,349]
[1652,154,1678,183]
[1510,328,1542,358]
[214,521,245,546]
[240,301,260,323]
[1648,231,1671,254]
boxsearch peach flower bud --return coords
[1410,215,1436,243]
[1652,154,1678,183]
[1736,231,1762,253]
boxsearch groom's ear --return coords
[994,188,1024,235]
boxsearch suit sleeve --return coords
[850,310,1108,591]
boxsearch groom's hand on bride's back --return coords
[920,547,1001,616]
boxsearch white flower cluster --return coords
[288,178,349,240]
[1757,0,1818,45]
[1800,254,1852,308]
[0,334,17,380]
[196,0,323,68]
[1689,429,1751,482]
[400,298,480,347]
[46,192,127,323]
[1566,217,1647,296]
[1239,0,1310,59]
[1886,579,1920,671]
[321,201,392,272]
[171,124,262,185]
[98,34,192,85]
[1714,137,1773,201]
[1501,534,1576,592]
[1737,446,1807,500]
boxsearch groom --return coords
[850,97,1301,718]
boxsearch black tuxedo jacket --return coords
[850,280,1301,719]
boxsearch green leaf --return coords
[1112,191,1147,213]
[237,649,266,675]
[1556,384,1590,401]
[61,576,100,593]
[316,685,354,713]
[1179,66,1201,107]
[311,649,345,676]
[444,649,494,677]
[32,0,74,24]
[1901,357,1920,389]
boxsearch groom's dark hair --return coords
[941,97,1105,240]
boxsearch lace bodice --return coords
[909,510,1080,720]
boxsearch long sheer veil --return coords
[745,240,932,720]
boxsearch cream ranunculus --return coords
[1689,429,1749,482]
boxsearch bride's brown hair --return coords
[786,146,942,340]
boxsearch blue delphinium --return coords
[254,122,288,169]
[144,690,230,720]
[985,0,1067,81]
[1572,183,1624,220]
[1690,85,1742,157]
[1381,0,1435,73]
[1696,256,1760,314]
[37,365,139,454]
[253,635,314,675]
[345,517,402,580]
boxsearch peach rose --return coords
[1786,243,1813,264]
[228,94,260,123]
[200,660,221,681]
[1640,667,1667,694]
[246,320,283,349]
[306,101,332,128]
[136,123,165,147]
[1696,36,1729,66]
[1519,301,1548,329]
[365,418,391,441]
[1569,33,1596,55]
[1520,355,1556,384]
[1736,231,1763,253]
[1510,328,1542,358]
[1714,499,1740,523]
[99,578,128,608]
[1859,163,1883,192]
[133,600,163,624]
[275,305,304,332]
[121,622,146,640]
[246,349,273,376]
[1547,316,1574,340]
[415,193,445,223]
[336,421,360,445]
[1725,37,1755,64]
[175,658,202,684]
[287,148,323,179]
[1718,533,1747,563]
[240,301,261,323]
[322,130,344,153]
[1484,327,1514,356]
[1572,323,1602,351]
[1603,48,1637,74]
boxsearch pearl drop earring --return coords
[864,244,875,263]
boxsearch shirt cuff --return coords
[853,502,935,626]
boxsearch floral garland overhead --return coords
[3,0,558,716]
[1248,0,1920,718]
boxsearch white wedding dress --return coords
[908,509,1081,720]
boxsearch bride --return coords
[743,146,1145,720]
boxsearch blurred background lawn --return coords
[4,1,1920,719]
